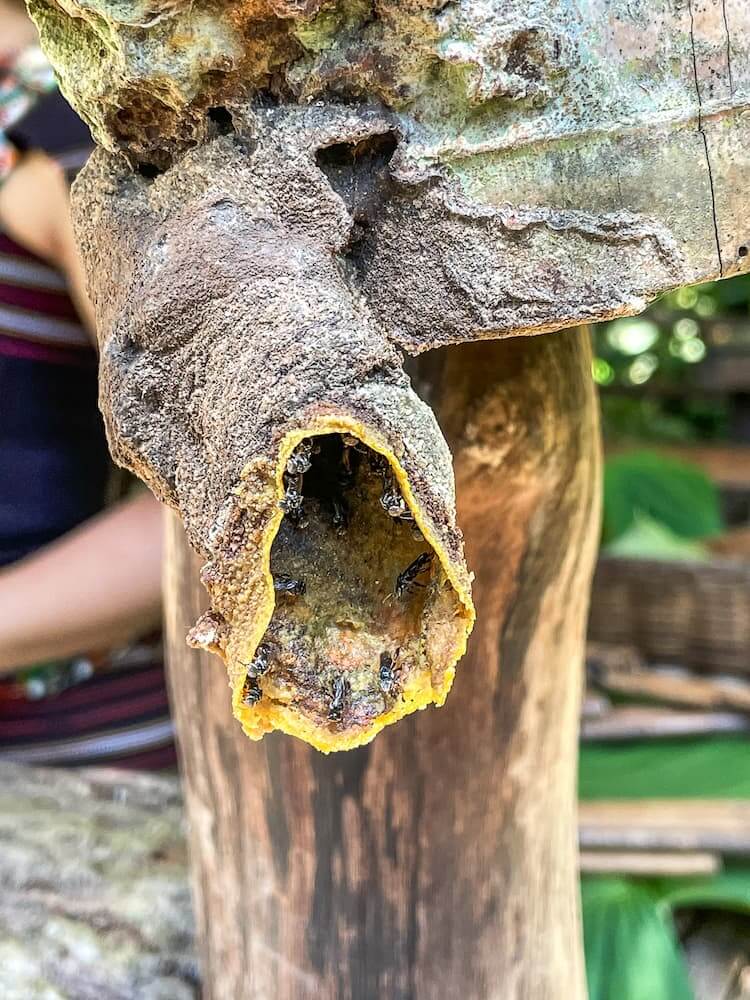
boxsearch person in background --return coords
[0,0,175,768]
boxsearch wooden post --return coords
[165,327,601,999]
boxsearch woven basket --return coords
[588,556,750,674]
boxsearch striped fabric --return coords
[0,232,90,361]
[0,655,176,769]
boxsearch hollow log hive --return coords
[30,0,750,750]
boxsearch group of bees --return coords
[240,436,435,724]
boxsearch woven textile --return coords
[0,46,56,183]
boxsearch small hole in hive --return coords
[136,162,162,180]
[207,106,235,136]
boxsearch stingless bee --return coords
[327,675,350,722]
[286,439,315,477]
[378,650,400,695]
[379,467,415,522]
[395,552,434,600]
[242,677,262,706]
[274,574,306,597]
[279,473,306,527]
[338,435,363,490]
[331,496,349,535]
[244,643,271,679]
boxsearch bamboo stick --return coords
[581,707,750,741]
[579,801,750,855]
[579,850,722,877]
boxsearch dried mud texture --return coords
[74,106,474,751]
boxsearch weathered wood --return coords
[581,705,750,741]
[0,762,197,1000]
[578,850,722,877]
[579,800,750,855]
[165,328,600,1000]
[587,646,750,711]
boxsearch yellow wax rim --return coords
[230,413,475,752]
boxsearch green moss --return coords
[292,0,372,54]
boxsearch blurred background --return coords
[582,274,750,1000]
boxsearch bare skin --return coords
[0,4,163,675]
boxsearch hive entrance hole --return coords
[243,433,439,734]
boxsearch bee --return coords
[379,469,415,522]
[378,650,399,695]
[395,552,434,600]
[327,675,349,722]
[279,474,306,527]
[286,440,315,477]
[274,574,306,597]
[242,677,262,706]
[331,496,349,535]
[244,643,271,679]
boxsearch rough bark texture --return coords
[72,116,475,751]
[0,763,197,1000]
[31,0,750,304]
[165,328,600,999]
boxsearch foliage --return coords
[583,871,750,1000]
[604,514,709,562]
[593,273,750,443]
[582,878,693,1000]
[580,738,750,1000]
[602,451,723,547]
[579,737,750,801]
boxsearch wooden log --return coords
[581,706,750,741]
[578,850,722,877]
[579,801,750,855]
[165,329,601,999]
[587,647,750,712]
[0,762,197,999]
[595,672,750,713]
[581,691,613,719]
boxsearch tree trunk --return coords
[164,327,601,1000]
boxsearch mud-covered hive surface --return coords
[38,0,750,754]
[234,433,469,752]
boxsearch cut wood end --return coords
[198,415,474,753]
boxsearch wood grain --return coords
[579,801,750,855]
[165,329,601,1000]
[581,706,750,741]
[578,850,722,877]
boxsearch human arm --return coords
[0,492,163,674]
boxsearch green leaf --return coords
[603,451,723,545]
[580,738,750,801]
[603,513,709,562]
[655,867,750,914]
[582,877,693,1000]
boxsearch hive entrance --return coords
[243,433,440,737]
